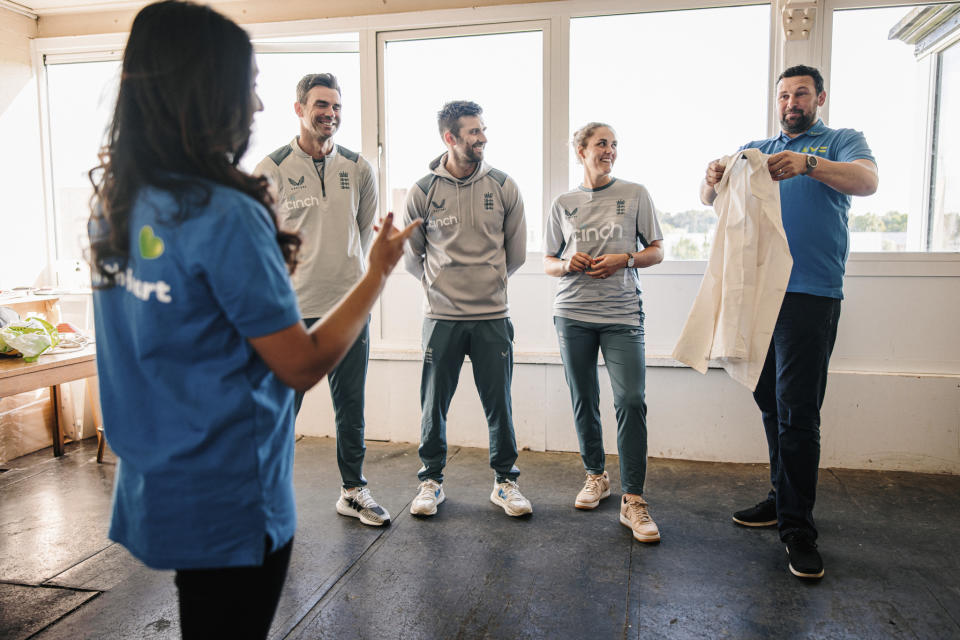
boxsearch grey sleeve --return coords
[502,177,527,276]
[636,186,663,247]
[356,157,378,257]
[253,157,279,185]
[543,197,566,257]
[402,187,428,279]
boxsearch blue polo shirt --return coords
[91,179,302,570]
[739,119,876,299]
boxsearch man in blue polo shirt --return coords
[699,65,878,580]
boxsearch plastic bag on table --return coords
[0,316,61,362]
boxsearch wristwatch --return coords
[625,253,635,268]
[802,154,818,175]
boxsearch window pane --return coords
[46,61,120,264]
[570,6,770,260]
[383,31,543,247]
[931,41,960,251]
[244,49,361,173]
[831,6,933,252]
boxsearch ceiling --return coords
[3,0,241,16]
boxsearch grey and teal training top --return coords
[544,178,663,326]
[255,138,378,318]
[403,154,526,320]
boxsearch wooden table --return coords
[0,345,97,456]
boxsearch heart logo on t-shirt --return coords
[139,225,165,260]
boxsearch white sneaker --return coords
[410,479,445,516]
[490,480,533,516]
[336,486,391,526]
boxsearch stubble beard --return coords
[781,109,816,135]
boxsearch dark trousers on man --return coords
[753,292,841,542]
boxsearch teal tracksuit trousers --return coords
[294,318,369,489]
[418,318,520,484]
[554,315,649,495]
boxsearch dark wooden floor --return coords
[1,436,958,639]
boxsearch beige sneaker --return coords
[575,471,611,509]
[619,495,660,542]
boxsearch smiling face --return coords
[577,125,618,178]
[777,75,825,136]
[295,85,341,141]
[445,115,487,165]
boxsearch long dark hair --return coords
[88,0,299,285]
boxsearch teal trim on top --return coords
[578,177,618,193]
[268,144,293,166]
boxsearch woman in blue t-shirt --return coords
[543,122,665,543]
[87,2,418,637]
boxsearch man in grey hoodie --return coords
[402,100,531,518]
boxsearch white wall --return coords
[297,255,960,475]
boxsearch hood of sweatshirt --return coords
[428,153,492,186]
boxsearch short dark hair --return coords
[297,73,341,104]
[437,100,483,138]
[777,65,824,95]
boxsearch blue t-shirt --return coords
[91,180,302,570]
[740,119,876,299]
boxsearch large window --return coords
[831,4,959,252]
[831,6,930,251]
[930,39,960,251]
[42,38,360,277]
[570,5,771,260]
[243,36,361,173]
[45,60,120,269]
[380,27,544,247]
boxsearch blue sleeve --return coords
[833,129,876,166]
[187,193,301,338]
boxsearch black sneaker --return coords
[732,497,777,527]
[784,533,824,579]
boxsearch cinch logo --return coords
[801,146,828,154]
[572,221,624,242]
[430,199,446,213]
[616,199,626,216]
[281,195,321,212]
[426,215,459,231]
[287,176,306,190]
[563,207,578,218]
[483,192,494,211]
[339,170,349,189]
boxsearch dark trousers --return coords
[753,293,841,542]
[294,318,370,488]
[175,537,293,640]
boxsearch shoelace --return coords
[416,481,439,502]
[499,481,525,503]
[583,475,604,495]
[626,500,652,524]
[351,487,378,509]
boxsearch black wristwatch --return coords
[802,154,818,175]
